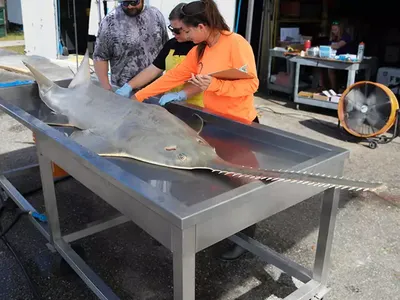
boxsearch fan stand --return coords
[337,109,400,149]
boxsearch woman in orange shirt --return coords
[133,0,259,125]
[133,0,259,260]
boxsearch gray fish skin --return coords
[22,50,384,191]
[23,50,218,169]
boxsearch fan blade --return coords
[366,93,377,106]
[365,109,385,130]
[345,89,365,112]
[346,110,367,129]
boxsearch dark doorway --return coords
[59,0,91,55]
[235,0,266,66]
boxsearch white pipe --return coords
[245,0,255,42]
[97,0,102,27]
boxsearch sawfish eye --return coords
[177,153,187,161]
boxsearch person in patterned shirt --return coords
[93,0,169,92]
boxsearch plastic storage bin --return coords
[319,46,332,58]
[377,67,400,95]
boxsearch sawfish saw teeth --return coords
[210,168,381,191]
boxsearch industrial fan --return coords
[338,81,399,149]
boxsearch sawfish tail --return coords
[207,159,383,192]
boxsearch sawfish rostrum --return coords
[22,51,383,191]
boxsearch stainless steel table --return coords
[0,78,350,300]
[291,55,377,110]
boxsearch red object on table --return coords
[304,40,311,51]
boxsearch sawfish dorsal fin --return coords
[22,60,57,94]
[68,49,91,88]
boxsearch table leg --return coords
[267,52,272,87]
[172,226,196,300]
[37,151,61,244]
[293,62,300,104]
[346,70,356,88]
[312,187,340,285]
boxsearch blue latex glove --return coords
[159,90,187,106]
[115,83,133,98]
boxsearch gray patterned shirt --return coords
[93,5,168,87]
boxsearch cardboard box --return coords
[298,91,314,98]
[313,93,328,101]
[312,89,342,102]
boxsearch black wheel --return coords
[56,244,86,276]
[383,137,391,143]
[378,135,391,143]
[378,135,387,143]
[368,141,378,149]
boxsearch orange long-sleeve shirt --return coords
[135,31,259,124]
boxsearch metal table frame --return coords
[292,56,376,110]
[0,95,349,300]
[266,49,308,97]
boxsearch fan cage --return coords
[338,81,399,138]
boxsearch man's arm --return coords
[93,17,113,90]
[127,64,163,89]
[94,60,112,90]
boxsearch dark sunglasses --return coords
[168,25,182,35]
[180,1,206,17]
[332,21,340,25]
[120,0,140,7]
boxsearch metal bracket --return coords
[311,286,330,300]
[46,242,57,253]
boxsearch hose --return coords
[235,0,243,33]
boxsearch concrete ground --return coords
[0,93,399,300]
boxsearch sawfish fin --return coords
[43,114,79,128]
[206,159,384,192]
[22,60,58,94]
[68,49,91,89]
[69,129,118,155]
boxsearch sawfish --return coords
[22,50,383,192]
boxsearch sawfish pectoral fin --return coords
[69,129,118,156]
[42,113,77,128]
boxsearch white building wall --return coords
[20,0,58,59]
